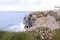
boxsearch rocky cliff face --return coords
[23,11,59,31]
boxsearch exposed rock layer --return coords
[23,11,59,31]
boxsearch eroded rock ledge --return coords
[23,11,59,31]
[23,10,60,40]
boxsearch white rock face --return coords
[23,11,59,31]
[44,14,59,30]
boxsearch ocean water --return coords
[0,11,28,32]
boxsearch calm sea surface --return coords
[0,11,28,31]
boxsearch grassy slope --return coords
[52,28,60,40]
[0,31,37,40]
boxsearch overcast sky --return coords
[0,0,60,11]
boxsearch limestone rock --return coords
[23,11,59,31]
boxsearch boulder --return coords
[23,11,59,31]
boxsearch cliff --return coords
[23,11,59,31]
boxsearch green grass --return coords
[52,28,60,40]
[0,28,60,40]
[0,31,36,40]
[55,16,60,21]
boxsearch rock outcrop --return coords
[23,11,59,31]
[23,11,59,40]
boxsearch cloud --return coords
[0,0,60,11]
[18,0,41,4]
[0,0,15,2]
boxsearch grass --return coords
[0,31,36,40]
[0,31,41,40]
[55,16,60,21]
[52,28,60,40]
[0,28,60,40]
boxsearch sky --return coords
[0,0,60,11]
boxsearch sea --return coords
[0,11,28,32]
